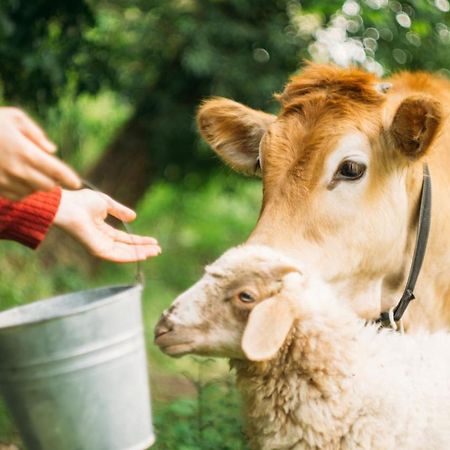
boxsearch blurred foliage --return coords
[44,89,132,171]
[82,0,311,184]
[153,361,248,449]
[0,0,112,108]
[91,0,304,104]
[296,0,450,75]
[0,0,308,183]
[2,0,449,107]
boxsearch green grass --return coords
[152,368,248,450]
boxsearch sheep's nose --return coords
[154,315,173,340]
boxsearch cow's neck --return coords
[407,156,450,330]
[379,164,432,326]
[335,277,383,320]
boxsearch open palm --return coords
[54,189,161,262]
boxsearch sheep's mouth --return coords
[154,331,195,356]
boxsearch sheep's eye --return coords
[335,160,366,181]
[238,291,255,303]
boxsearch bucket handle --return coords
[81,178,145,286]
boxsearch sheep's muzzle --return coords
[154,315,195,356]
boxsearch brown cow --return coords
[196,63,450,330]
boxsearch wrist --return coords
[54,189,76,231]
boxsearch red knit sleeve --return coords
[0,187,62,249]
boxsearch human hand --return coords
[54,189,161,262]
[0,107,81,200]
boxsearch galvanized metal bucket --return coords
[0,284,155,450]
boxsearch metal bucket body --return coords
[0,285,154,450]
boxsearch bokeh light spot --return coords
[343,0,361,16]
[253,48,270,63]
[435,0,450,12]
[393,48,407,64]
[396,12,412,28]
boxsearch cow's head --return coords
[197,64,442,318]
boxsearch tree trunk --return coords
[86,112,154,208]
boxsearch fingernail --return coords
[72,174,82,189]
[47,141,57,153]
[147,247,161,257]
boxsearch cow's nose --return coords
[154,315,173,341]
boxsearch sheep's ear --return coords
[389,95,442,160]
[197,97,276,177]
[242,297,294,361]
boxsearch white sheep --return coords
[154,245,450,450]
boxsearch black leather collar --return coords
[376,164,432,328]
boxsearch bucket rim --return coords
[126,434,156,450]
[0,284,143,331]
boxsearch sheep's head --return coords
[154,245,330,361]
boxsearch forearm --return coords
[0,187,61,248]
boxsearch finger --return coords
[24,140,81,189]
[0,185,32,201]
[1,163,56,198]
[3,169,49,198]
[15,110,56,153]
[17,167,58,193]
[0,191,22,201]
[96,243,162,263]
[103,195,136,222]
[99,222,159,245]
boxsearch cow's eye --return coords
[335,160,366,181]
[238,291,255,303]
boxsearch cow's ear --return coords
[197,97,276,177]
[389,96,442,160]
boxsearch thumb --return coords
[103,194,136,222]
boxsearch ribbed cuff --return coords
[0,187,62,249]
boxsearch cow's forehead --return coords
[262,97,381,177]
[277,63,384,109]
[263,63,385,166]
